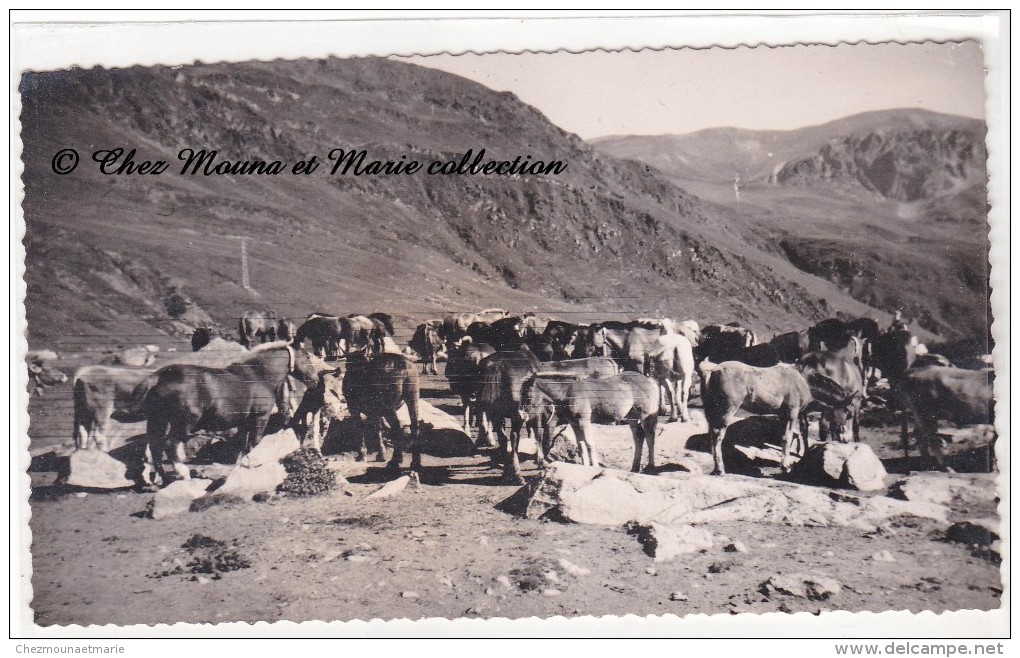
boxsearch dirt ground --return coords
[25,369,1003,628]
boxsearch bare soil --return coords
[26,371,1002,628]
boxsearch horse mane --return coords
[533,372,581,380]
[249,340,292,353]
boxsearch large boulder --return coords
[788,442,887,491]
[525,462,946,532]
[148,479,212,519]
[213,430,300,501]
[64,449,135,489]
[238,429,300,468]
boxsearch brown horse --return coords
[140,342,320,486]
[339,353,421,470]
[477,346,540,484]
[520,371,659,473]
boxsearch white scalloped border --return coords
[9,10,1009,641]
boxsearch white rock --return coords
[239,429,300,468]
[627,521,714,562]
[891,473,996,507]
[215,462,287,500]
[669,591,689,601]
[65,450,135,490]
[401,591,419,599]
[763,573,842,600]
[525,463,946,531]
[789,443,887,491]
[149,479,212,519]
[871,550,897,562]
[558,558,590,577]
[367,475,411,499]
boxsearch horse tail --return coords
[238,315,250,347]
[369,312,395,336]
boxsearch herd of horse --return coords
[63,307,995,488]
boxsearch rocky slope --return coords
[20,57,886,350]
[593,109,990,346]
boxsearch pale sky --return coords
[399,41,986,139]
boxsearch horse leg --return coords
[572,418,599,468]
[643,414,658,472]
[461,396,471,433]
[490,417,508,468]
[384,410,405,471]
[680,372,692,423]
[375,416,389,463]
[530,419,546,468]
[710,412,735,476]
[781,415,798,473]
[167,422,192,482]
[629,420,643,473]
[662,378,678,422]
[503,417,525,485]
[141,415,170,487]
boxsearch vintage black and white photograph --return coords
[14,14,1005,636]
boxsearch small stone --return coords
[724,541,748,553]
[401,591,419,599]
[645,567,658,575]
[762,573,842,600]
[74,492,88,498]
[366,475,412,499]
[544,571,561,583]
[496,575,512,588]
[346,554,371,563]
[558,558,590,577]
[669,591,688,601]
[871,550,897,563]
[542,588,561,597]
[478,536,490,546]
[355,543,374,552]
[196,576,210,585]
[149,479,212,520]
[437,574,453,587]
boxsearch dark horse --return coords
[140,342,320,486]
[340,353,422,471]
[476,345,540,484]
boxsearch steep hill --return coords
[592,109,991,346]
[20,57,889,351]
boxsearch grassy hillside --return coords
[21,57,894,352]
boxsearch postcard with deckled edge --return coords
[10,12,1009,640]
